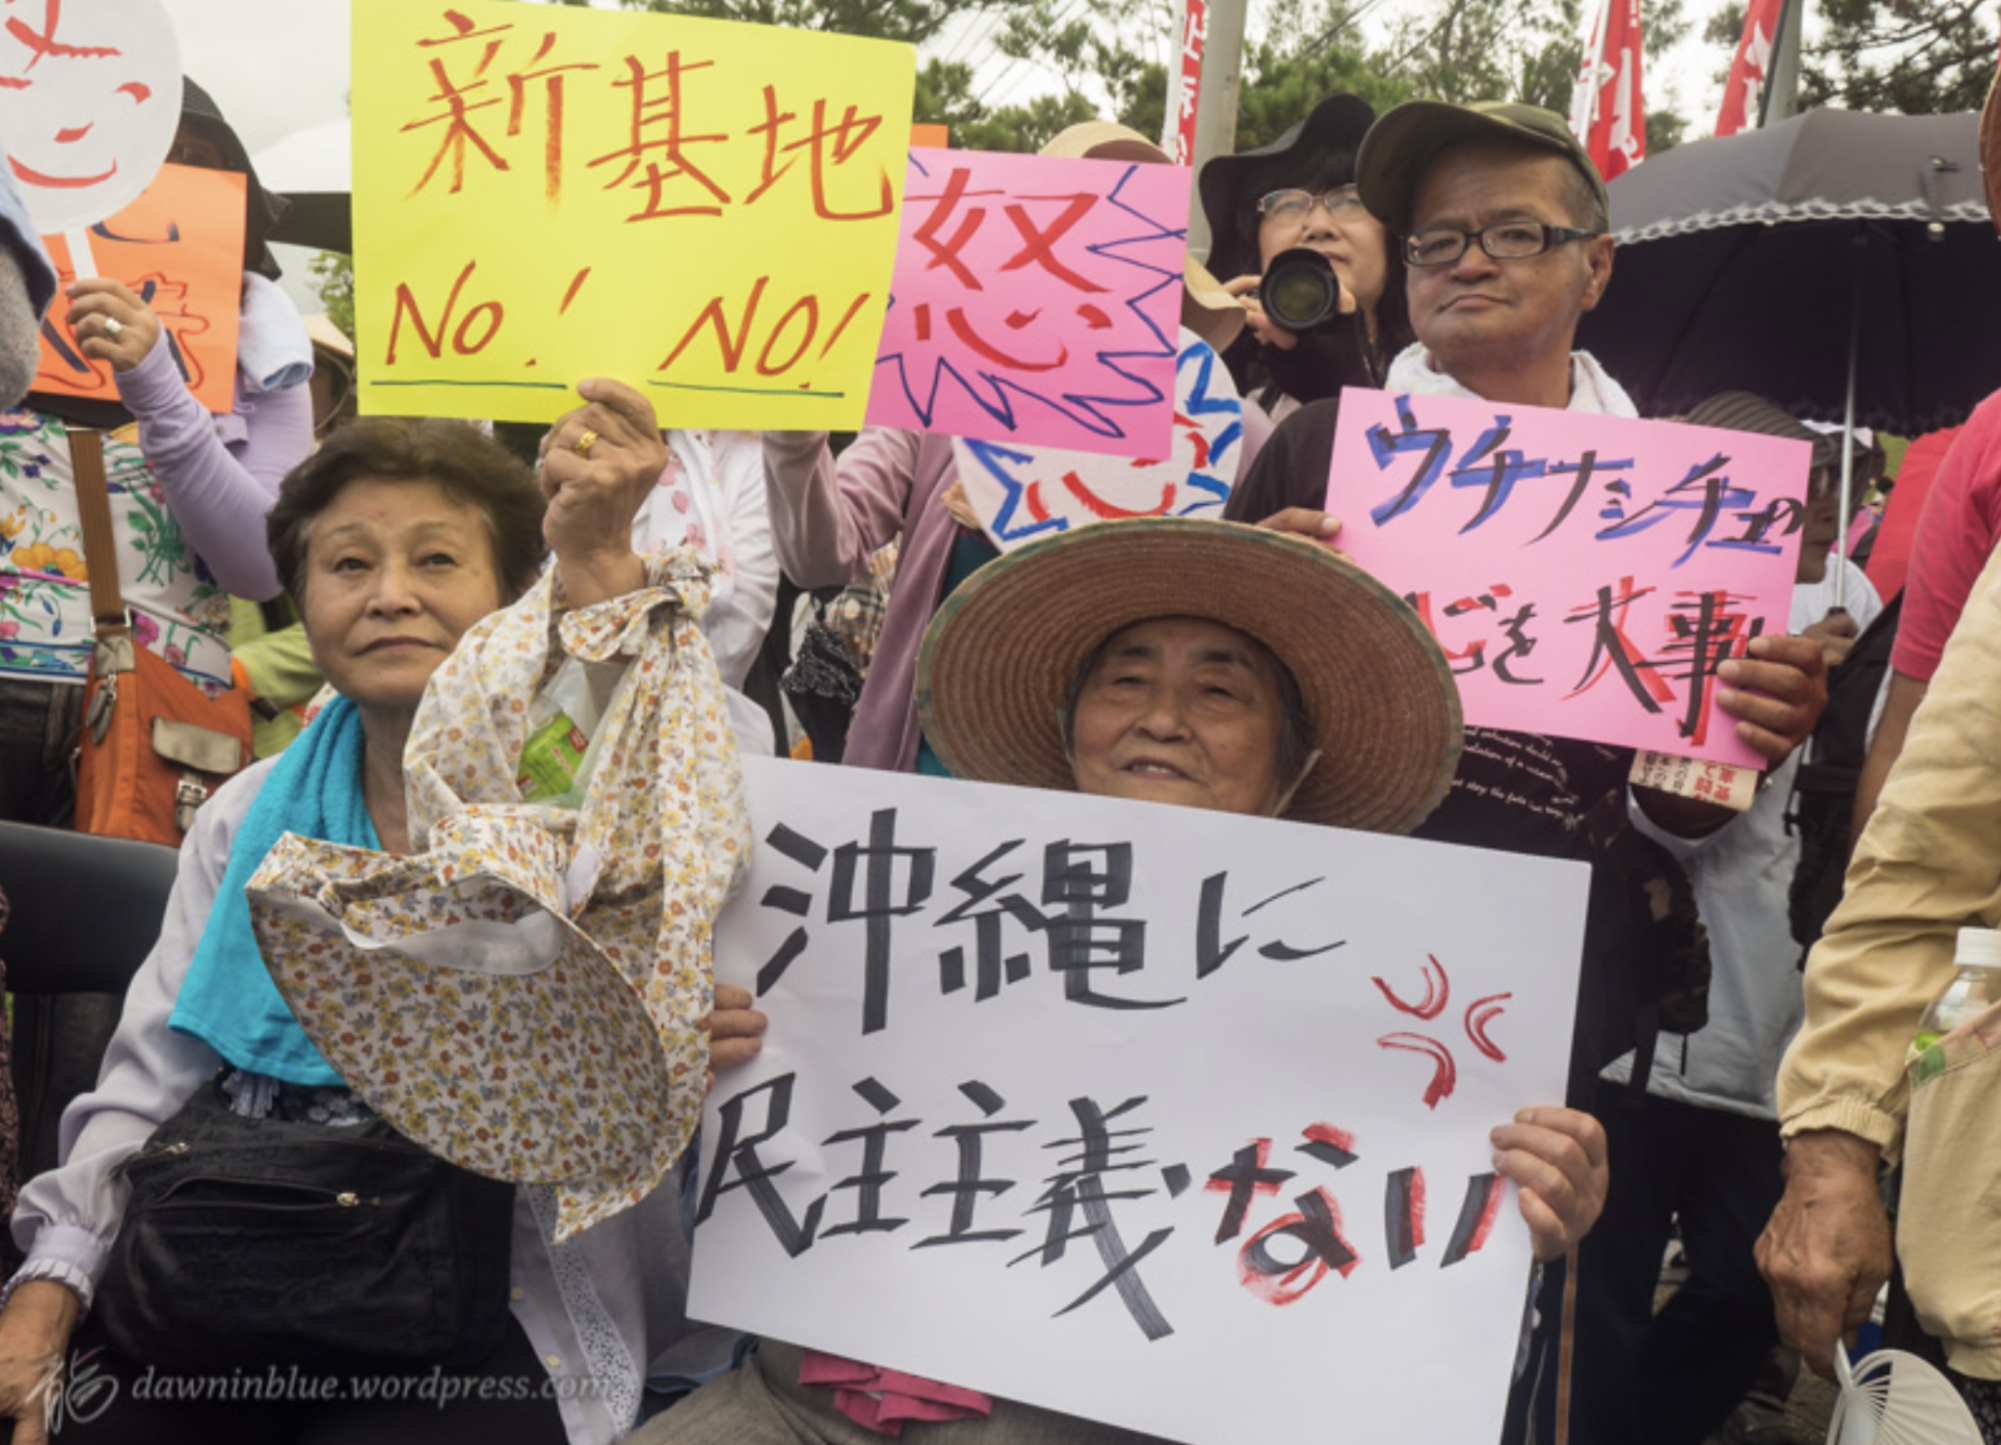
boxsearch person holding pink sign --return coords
[1223,99,1832,1444]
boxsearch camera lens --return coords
[1260,248,1342,333]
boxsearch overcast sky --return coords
[177,0,1740,307]
[169,0,352,156]
[179,0,1737,161]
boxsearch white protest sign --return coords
[952,330,1245,551]
[0,0,181,235]
[691,756,1590,1445]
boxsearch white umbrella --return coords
[252,118,350,252]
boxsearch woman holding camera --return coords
[1199,94,1413,421]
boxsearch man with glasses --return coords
[1225,99,1832,1444]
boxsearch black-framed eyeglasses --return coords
[1257,186,1367,223]
[1402,222,1600,268]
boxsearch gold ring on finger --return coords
[571,427,600,459]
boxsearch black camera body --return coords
[1257,248,1345,333]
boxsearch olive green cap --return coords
[1357,99,1611,233]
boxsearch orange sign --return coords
[35,164,247,414]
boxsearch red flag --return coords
[1569,0,1646,182]
[1715,0,1785,136]
[1171,0,1207,166]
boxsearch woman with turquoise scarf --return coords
[0,379,767,1445]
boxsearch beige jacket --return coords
[1778,538,2001,1375]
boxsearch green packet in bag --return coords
[518,712,591,800]
[516,657,628,807]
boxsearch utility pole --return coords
[1759,0,1801,125]
[1165,0,1248,261]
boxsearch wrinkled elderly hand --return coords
[1492,1106,1609,1262]
[1716,632,1830,766]
[539,378,667,607]
[704,982,769,1096]
[65,278,162,374]
[1756,1129,1891,1378]
[1249,507,1344,546]
[0,1280,82,1445]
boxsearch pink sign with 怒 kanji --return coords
[867,147,1188,457]
[1327,388,1812,768]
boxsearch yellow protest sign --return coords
[352,0,916,428]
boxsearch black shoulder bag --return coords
[95,1077,516,1374]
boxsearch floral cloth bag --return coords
[248,553,749,1241]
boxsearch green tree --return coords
[615,0,1015,47]
[616,0,1700,162]
[1232,0,1415,149]
[1705,0,1992,118]
[1378,0,1585,111]
[1799,0,1995,115]
[1640,0,1689,153]
[1376,0,1687,154]
[938,0,1172,151]
[620,0,1116,152]
[309,251,354,340]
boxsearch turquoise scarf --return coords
[169,694,378,1084]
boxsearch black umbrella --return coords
[1577,106,1999,604]
[1580,107,1996,437]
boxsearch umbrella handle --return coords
[1835,230,1867,611]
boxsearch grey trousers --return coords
[632,1340,1168,1445]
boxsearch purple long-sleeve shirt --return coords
[115,335,313,601]
[762,411,1271,773]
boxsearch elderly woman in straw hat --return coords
[637,517,1606,1445]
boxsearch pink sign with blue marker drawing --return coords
[1328,388,1812,768]
[866,147,1188,457]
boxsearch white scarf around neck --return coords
[1385,341,1639,418]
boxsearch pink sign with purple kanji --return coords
[1327,388,1812,768]
[867,147,1188,457]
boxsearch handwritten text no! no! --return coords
[351,0,916,429]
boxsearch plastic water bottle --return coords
[1911,927,2001,1066]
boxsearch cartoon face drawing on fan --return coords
[0,0,182,232]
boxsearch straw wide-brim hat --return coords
[916,518,1463,835]
[304,312,355,362]
[1182,256,1247,353]
[1042,121,1171,165]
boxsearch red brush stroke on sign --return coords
[1376,1032,1456,1109]
[1467,1172,1506,1255]
[1301,1122,1355,1156]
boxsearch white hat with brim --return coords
[250,819,687,1243]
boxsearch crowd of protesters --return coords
[0,48,1988,1445]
